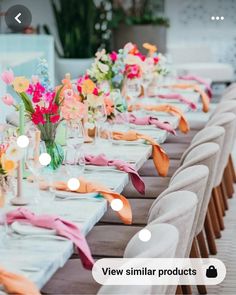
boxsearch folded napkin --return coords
[6,208,94,270]
[0,266,40,295]
[115,113,176,135]
[85,154,145,194]
[169,84,210,113]
[128,104,189,133]
[55,177,132,225]
[158,93,197,110]
[178,75,212,98]
[112,130,169,177]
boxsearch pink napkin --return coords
[85,154,145,194]
[6,208,94,270]
[178,75,212,98]
[158,93,197,110]
[116,113,176,135]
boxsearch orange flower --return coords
[143,43,157,55]
[1,154,16,174]
[81,79,96,96]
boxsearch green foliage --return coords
[111,0,169,28]
[44,0,112,58]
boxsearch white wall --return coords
[165,0,236,71]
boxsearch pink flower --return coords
[27,82,45,103]
[93,87,99,96]
[125,64,142,79]
[43,91,55,103]
[1,69,14,85]
[61,97,85,121]
[64,89,74,99]
[50,114,60,124]
[2,93,15,106]
[109,51,118,62]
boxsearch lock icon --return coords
[206,265,218,278]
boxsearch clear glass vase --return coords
[43,141,64,171]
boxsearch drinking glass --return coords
[125,78,141,105]
[66,120,85,150]
[64,147,85,178]
[142,71,153,97]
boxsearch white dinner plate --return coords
[55,191,98,199]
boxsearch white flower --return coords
[6,143,24,161]
[97,61,109,74]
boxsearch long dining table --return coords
[0,84,205,292]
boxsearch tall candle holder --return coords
[11,103,29,206]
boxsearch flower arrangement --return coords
[0,143,22,201]
[1,60,85,169]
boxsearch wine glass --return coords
[25,133,44,205]
[93,102,109,146]
[110,89,129,132]
[142,71,153,97]
[125,78,141,105]
[66,120,85,149]
[64,147,85,178]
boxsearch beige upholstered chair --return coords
[42,223,179,295]
[86,190,198,260]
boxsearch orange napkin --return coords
[128,103,189,133]
[55,177,132,225]
[112,130,169,177]
[169,84,210,113]
[0,266,40,295]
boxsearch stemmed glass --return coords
[125,78,142,106]
[142,71,153,98]
[110,89,129,132]
[25,129,44,205]
[66,120,85,150]
[93,102,109,146]
[64,147,85,178]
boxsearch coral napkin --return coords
[112,130,169,177]
[0,266,40,295]
[6,208,94,270]
[128,104,189,133]
[115,113,176,135]
[158,93,197,110]
[178,75,212,98]
[55,178,132,225]
[85,154,145,194]
[169,84,210,113]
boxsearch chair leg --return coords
[229,154,236,183]
[208,197,221,238]
[196,231,209,258]
[212,188,224,231]
[181,285,192,294]
[220,182,229,210]
[223,163,234,198]
[204,211,217,255]
[190,239,207,294]
[216,185,226,216]
[176,285,183,294]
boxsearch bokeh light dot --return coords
[139,229,151,242]
[111,199,123,211]
[67,178,80,191]
[39,153,51,166]
[17,135,29,148]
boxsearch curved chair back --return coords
[207,112,236,185]
[172,143,220,236]
[210,101,236,119]
[99,223,179,295]
[181,126,225,164]
[222,86,236,101]
[149,165,208,256]
[148,191,197,295]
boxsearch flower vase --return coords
[43,141,64,170]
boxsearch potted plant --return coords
[44,0,112,82]
[111,0,169,54]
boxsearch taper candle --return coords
[34,130,41,162]
[19,102,25,135]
